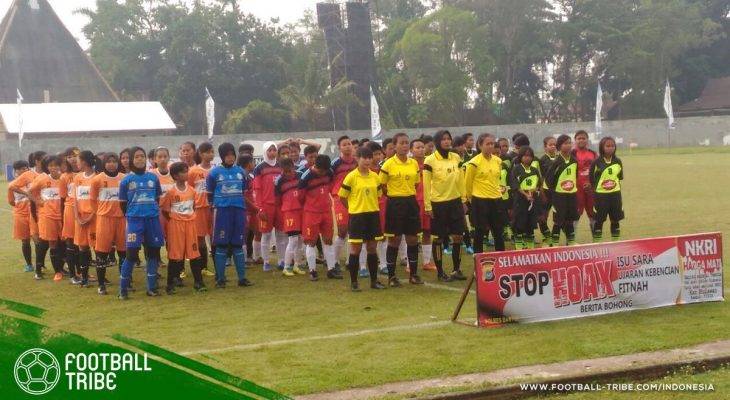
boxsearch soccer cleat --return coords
[117,293,129,300]
[437,273,453,282]
[334,263,342,273]
[326,269,343,280]
[24,265,34,272]
[309,270,319,281]
[80,281,90,288]
[238,279,253,287]
[194,283,208,292]
[166,286,176,295]
[466,246,475,255]
[34,273,43,280]
[409,275,424,285]
[422,262,437,271]
[379,266,389,276]
[201,268,215,276]
[215,281,226,289]
[53,272,63,282]
[293,265,306,275]
[282,268,295,277]
[69,277,82,285]
[450,270,467,281]
[98,287,107,295]
[371,281,386,290]
[351,282,361,292]
[388,276,402,288]
[146,290,159,297]
[276,262,285,271]
[263,263,273,272]
[358,268,370,278]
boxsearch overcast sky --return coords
[0,0,321,48]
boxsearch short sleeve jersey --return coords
[30,174,62,220]
[275,172,303,212]
[90,172,125,217]
[73,172,96,215]
[331,156,357,195]
[338,169,381,214]
[379,156,420,197]
[298,168,333,212]
[206,165,247,209]
[160,184,197,221]
[119,172,162,217]
[188,165,212,208]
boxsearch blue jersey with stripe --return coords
[119,172,162,217]
[206,165,247,209]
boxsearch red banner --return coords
[475,233,724,327]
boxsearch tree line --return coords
[79,0,729,134]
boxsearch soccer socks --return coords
[146,248,161,292]
[35,240,49,276]
[407,245,419,277]
[285,235,299,268]
[323,244,336,271]
[610,221,621,241]
[432,241,444,276]
[347,253,358,284]
[232,247,246,280]
[367,253,378,284]
[306,245,318,272]
[514,234,525,250]
[275,231,288,267]
[334,236,347,265]
[422,243,432,265]
[386,245,398,278]
[398,238,407,264]
[472,229,484,254]
[359,246,367,271]
[525,234,535,249]
[451,242,462,272]
[593,220,604,242]
[252,239,262,261]
[198,241,208,270]
[95,252,109,288]
[167,260,183,289]
[260,232,272,265]
[49,246,62,273]
[119,250,137,296]
[377,241,387,270]
[22,240,32,267]
[214,247,228,283]
[79,248,92,284]
[551,224,562,246]
[565,223,576,246]
[190,257,204,286]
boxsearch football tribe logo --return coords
[14,348,61,395]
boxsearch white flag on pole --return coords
[663,80,675,129]
[595,82,603,135]
[205,87,215,140]
[17,89,24,148]
[370,86,382,139]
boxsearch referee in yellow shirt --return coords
[338,146,386,292]
[464,133,507,253]
[423,130,467,281]
[380,133,423,286]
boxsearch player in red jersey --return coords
[299,154,343,281]
[572,130,597,233]
[330,136,356,271]
[275,158,306,276]
[253,141,285,271]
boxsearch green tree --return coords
[222,100,288,134]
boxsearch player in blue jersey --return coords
[118,147,164,299]
[206,142,253,288]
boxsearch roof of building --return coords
[678,76,730,112]
[0,102,176,134]
[0,0,119,103]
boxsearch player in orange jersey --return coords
[29,155,64,281]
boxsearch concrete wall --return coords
[2,115,729,164]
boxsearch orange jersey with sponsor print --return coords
[73,172,96,215]
[8,177,31,217]
[9,170,39,217]
[89,172,126,217]
[160,183,196,222]
[188,164,212,208]
[153,169,175,197]
[30,174,63,220]
[59,172,76,207]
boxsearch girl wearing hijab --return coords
[253,141,287,272]
[422,130,467,282]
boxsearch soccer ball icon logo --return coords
[14,348,61,395]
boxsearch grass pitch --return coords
[0,147,728,396]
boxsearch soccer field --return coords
[0,148,728,397]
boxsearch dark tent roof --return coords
[678,76,730,113]
[0,0,119,103]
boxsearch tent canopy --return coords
[0,102,176,134]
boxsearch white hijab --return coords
[262,141,278,166]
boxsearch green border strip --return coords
[0,298,45,318]
[112,334,290,400]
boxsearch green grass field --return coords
[0,148,729,397]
